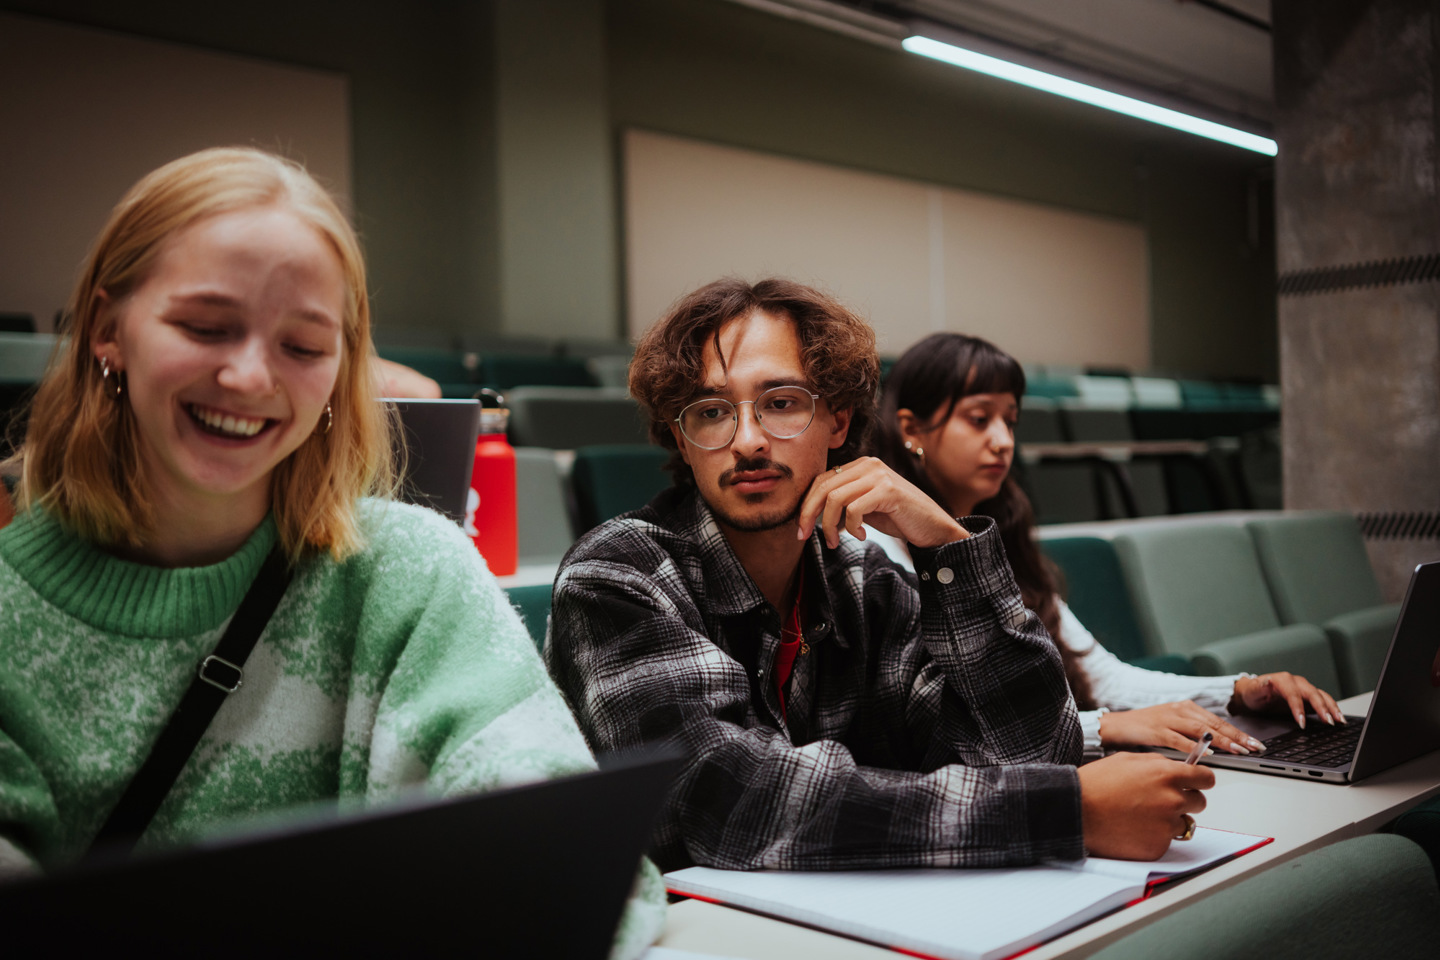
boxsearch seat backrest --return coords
[514,447,576,564]
[586,355,631,389]
[506,387,651,449]
[375,346,476,386]
[1062,407,1135,442]
[1015,400,1066,443]
[1073,375,1133,407]
[1023,461,1104,525]
[1040,537,1148,662]
[1247,512,1383,624]
[1179,379,1228,410]
[571,444,672,532]
[480,353,596,390]
[1112,523,1281,656]
[1130,376,1182,409]
[503,584,552,653]
[0,332,58,384]
[1087,833,1440,960]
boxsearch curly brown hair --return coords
[629,278,879,487]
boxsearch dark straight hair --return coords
[872,333,1094,710]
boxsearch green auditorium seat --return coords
[1023,462,1105,524]
[1087,834,1440,960]
[1112,524,1340,688]
[506,387,651,449]
[375,345,478,398]
[1392,796,1440,882]
[514,447,577,565]
[570,444,671,533]
[479,353,596,390]
[1247,512,1401,697]
[504,583,551,652]
[1040,536,1191,674]
[1060,406,1169,517]
[1015,399,1066,443]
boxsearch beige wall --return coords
[624,128,1150,367]
[0,13,350,330]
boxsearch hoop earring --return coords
[99,356,124,399]
[317,401,333,436]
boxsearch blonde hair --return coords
[12,146,395,561]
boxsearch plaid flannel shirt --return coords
[546,486,1083,872]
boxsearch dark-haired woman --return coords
[868,332,1342,759]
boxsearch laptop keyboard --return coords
[1260,721,1363,767]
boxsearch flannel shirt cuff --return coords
[908,516,1015,610]
[1012,763,1086,862]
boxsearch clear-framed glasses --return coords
[674,386,821,450]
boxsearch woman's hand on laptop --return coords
[1229,672,1344,729]
[1098,701,1265,755]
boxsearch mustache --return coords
[719,457,794,486]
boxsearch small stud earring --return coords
[99,356,124,399]
[904,440,924,463]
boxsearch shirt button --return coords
[920,572,930,581]
[936,567,955,584]
[757,668,765,678]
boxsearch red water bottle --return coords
[465,398,517,576]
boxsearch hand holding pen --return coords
[1174,731,1213,842]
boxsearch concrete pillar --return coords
[493,0,618,341]
[1273,0,1440,599]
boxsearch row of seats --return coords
[1038,512,1400,698]
[1016,397,1279,444]
[1022,369,1281,411]
[1017,430,1281,523]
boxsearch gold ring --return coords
[1174,813,1197,842]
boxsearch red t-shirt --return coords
[773,565,806,723]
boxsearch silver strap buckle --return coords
[197,655,244,693]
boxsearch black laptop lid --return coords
[1351,560,1440,781]
[1,751,679,959]
[385,398,483,525]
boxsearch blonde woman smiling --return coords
[0,148,659,956]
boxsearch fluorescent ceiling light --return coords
[902,35,1277,157]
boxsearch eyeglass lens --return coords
[680,386,816,449]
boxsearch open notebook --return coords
[666,827,1270,960]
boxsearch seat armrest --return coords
[1191,623,1339,693]
[1325,602,1402,697]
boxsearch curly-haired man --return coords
[546,277,1211,872]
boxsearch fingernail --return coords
[1230,744,1250,755]
[1248,738,1264,752]
[1297,715,1306,729]
[1338,713,1348,725]
[1324,713,1335,726]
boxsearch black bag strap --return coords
[89,546,292,858]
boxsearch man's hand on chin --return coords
[795,457,968,549]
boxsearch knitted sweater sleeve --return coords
[345,504,663,959]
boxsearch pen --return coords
[1185,731,1214,765]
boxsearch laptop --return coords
[384,398,483,524]
[0,750,679,958]
[1180,560,1440,784]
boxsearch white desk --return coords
[656,693,1440,959]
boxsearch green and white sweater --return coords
[0,499,663,957]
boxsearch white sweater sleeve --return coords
[1061,600,1239,711]
[1059,600,1240,756]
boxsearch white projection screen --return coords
[624,128,1149,368]
[0,13,350,331]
